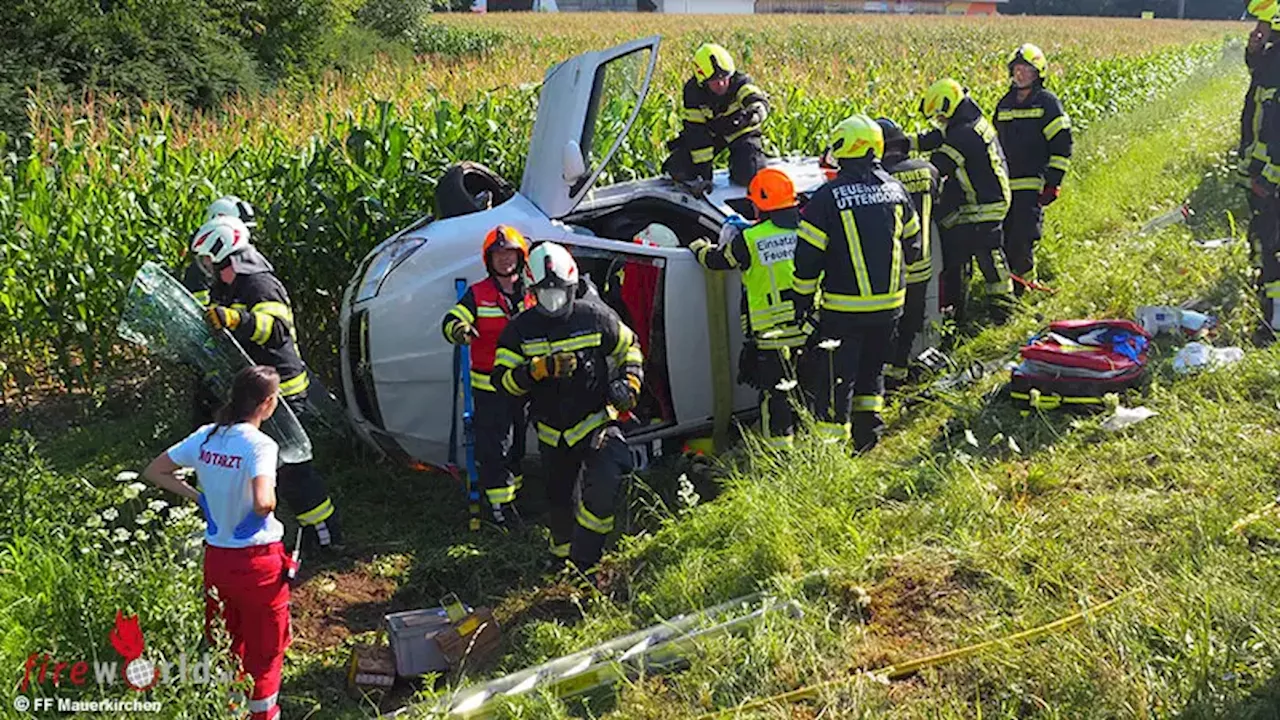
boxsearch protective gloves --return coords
[608,376,640,412]
[530,352,577,381]
[448,320,478,345]
[232,511,268,540]
[1038,185,1061,207]
[205,305,241,331]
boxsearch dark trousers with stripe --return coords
[1253,193,1280,328]
[278,393,340,548]
[473,388,527,509]
[541,425,632,570]
[1002,191,1044,291]
[756,345,799,447]
[664,131,766,186]
[941,221,1014,324]
[808,318,894,452]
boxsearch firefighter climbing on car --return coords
[994,44,1074,296]
[441,225,536,526]
[912,78,1014,325]
[690,167,810,449]
[491,242,645,573]
[663,43,769,190]
[192,214,343,553]
[875,118,940,390]
[795,115,922,453]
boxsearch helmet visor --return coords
[196,255,216,279]
[535,287,570,315]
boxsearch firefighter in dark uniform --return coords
[193,215,343,552]
[441,226,535,526]
[492,242,644,571]
[994,44,1074,295]
[876,118,939,389]
[795,115,922,453]
[912,79,1014,324]
[184,196,257,427]
[1249,12,1280,337]
[690,167,810,449]
[1243,2,1276,291]
[663,43,769,188]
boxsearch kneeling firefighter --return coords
[491,242,644,570]
[192,215,342,552]
[795,115,922,452]
[441,225,535,525]
[690,167,810,449]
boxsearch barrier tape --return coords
[693,590,1136,720]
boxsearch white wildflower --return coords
[85,514,103,528]
[113,528,131,543]
[122,482,146,500]
[135,513,152,526]
[114,471,139,483]
[964,429,979,448]
[774,379,799,392]
[818,338,842,351]
[134,530,150,542]
[101,508,119,522]
[148,499,168,513]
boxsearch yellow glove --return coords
[529,352,577,381]
[205,305,241,331]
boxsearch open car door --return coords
[521,36,660,220]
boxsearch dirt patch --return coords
[493,582,587,629]
[291,564,398,650]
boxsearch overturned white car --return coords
[339,36,940,470]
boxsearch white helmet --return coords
[634,223,680,248]
[191,216,251,277]
[524,242,579,318]
[206,195,256,228]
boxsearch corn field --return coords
[0,15,1237,401]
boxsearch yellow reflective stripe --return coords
[793,275,820,295]
[501,370,527,396]
[1010,177,1046,192]
[736,83,764,104]
[486,485,516,505]
[495,348,523,369]
[192,290,210,305]
[297,498,334,525]
[553,333,602,354]
[536,422,561,446]
[230,303,248,312]
[841,210,872,297]
[549,541,571,558]
[890,206,903,294]
[764,434,794,449]
[852,395,885,413]
[250,313,274,345]
[906,262,932,285]
[449,304,476,325]
[1043,115,1069,141]
[798,221,828,250]
[576,501,614,534]
[1266,281,1280,299]
[564,410,610,447]
[1048,156,1071,173]
[997,108,1046,121]
[682,106,710,123]
[470,370,494,392]
[691,147,715,164]
[726,123,762,143]
[521,341,552,357]
[957,166,977,207]
[822,290,905,312]
[611,326,632,364]
[476,306,507,318]
[814,421,850,441]
[938,143,965,168]
[252,301,292,323]
[901,206,921,240]
[280,371,310,397]
[625,345,644,366]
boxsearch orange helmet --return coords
[482,225,530,275]
[747,168,797,213]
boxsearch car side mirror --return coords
[562,141,587,184]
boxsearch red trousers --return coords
[204,542,292,720]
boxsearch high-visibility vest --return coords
[742,220,799,333]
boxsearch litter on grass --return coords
[1101,406,1157,432]
[1135,306,1217,337]
[1172,342,1244,373]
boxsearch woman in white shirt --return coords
[143,365,291,720]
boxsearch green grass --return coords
[2,47,1279,720]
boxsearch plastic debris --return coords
[1101,406,1157,432]
[1135,306,1217,337]
[1139,204,1192,235]
[1192,237,1236,249]
[1172,342,1244,373]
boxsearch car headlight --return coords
[354,236,426,303]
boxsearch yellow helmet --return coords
[920,79,965,121]
[828,114,884,160]
[693,43,735,84]
[1250,0,1278,21]
[1008,43,1048,77]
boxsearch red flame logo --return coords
[109,611,144,661]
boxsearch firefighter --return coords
[876,118,939,389]
[689,167,809,449]
[440,225,535,525]
[994,44,1074,295]
[795,115,922,453]
[192,215,343,553]
[912,79,1014,325]
[1243,2,1277,281]
[491,242,644,571]
[1249,13,1280,337]
[662,43,769,189]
